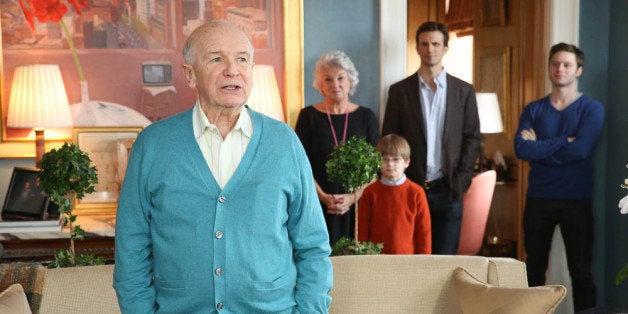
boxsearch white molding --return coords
[548,0,580,93]
[379,0,407,129]
[550,0,580,45]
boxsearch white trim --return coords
[547,0,580,93]
[550,0,579,45]
[379,0,407,129]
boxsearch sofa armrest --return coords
[487,257,528,288]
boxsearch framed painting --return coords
[477,46,511,138]
[72,127,142,215]
[0,0,304,154]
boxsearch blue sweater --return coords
[514,95,604,199]
[113,107,333,313]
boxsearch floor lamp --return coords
[476,93,507,251]
[7,65,73,167]
[476,93,504,173]
[247,65,285,122]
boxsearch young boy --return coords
[358,134,431,254]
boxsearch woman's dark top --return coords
[295,105,380,245]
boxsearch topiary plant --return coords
[326,136,381,194]
[38,142,105,267]
[326,135,382,254]
[330,236,383,256]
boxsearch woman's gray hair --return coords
[312,51,359,96]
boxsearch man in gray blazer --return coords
[382,21,481,255]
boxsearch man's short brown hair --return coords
[549,42,584,68]
[415,21,449,48]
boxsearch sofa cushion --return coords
[0,284,31,314]
[40,265,119,313]
[446,267,566,314]
[0,263,46,313]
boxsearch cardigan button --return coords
[218,195,226,203]
[215,268,223,276]
[217,302,224,310]
[216,231,223,239]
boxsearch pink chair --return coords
[457,170,497,255]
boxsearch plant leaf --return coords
[616,264,628,286]
[326,136,381,193]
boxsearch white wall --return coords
[379,0,407,129]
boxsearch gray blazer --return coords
[382,71,481,200]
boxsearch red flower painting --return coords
[19,0,88,29]
[18,0,90,81]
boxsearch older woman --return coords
[295,51,380,245]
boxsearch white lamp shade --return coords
[247,65,285,122]
[476,92,503,134]
[7,64,73,128]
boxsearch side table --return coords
[0,215,116,263]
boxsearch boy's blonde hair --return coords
[376,134,411,159]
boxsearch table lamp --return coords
[7,64,73,167]
[476,93,504,172]
[247,65,285,122]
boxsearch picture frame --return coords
[477,46,512,138]
[482,0,507,27]
[1,167,50,221]
[0,0,303,146]
[72,127,143,215]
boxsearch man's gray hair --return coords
[182,20,254,65]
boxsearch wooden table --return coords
[0,215,116,263]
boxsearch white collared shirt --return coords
[418,70,447,181]
[380,173,407,186]
[193,102,253,188]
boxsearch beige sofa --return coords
[330,255,529,313]
[37,255,530,313]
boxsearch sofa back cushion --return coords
[329,255,512,313]
[40,265,119,313]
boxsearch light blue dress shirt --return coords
[418,70,447,181]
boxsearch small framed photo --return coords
[2,167,50,221]
[72,127,143,215]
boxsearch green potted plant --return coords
[326,135,383,255]
[38,142,105,267]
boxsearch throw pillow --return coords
[0,284,31,314]
[447,267,566,314]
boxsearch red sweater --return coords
[358,179,431,254]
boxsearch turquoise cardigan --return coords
[113,107,333,313]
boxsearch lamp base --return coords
[35,129,45,168]
[481,236,517,258]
